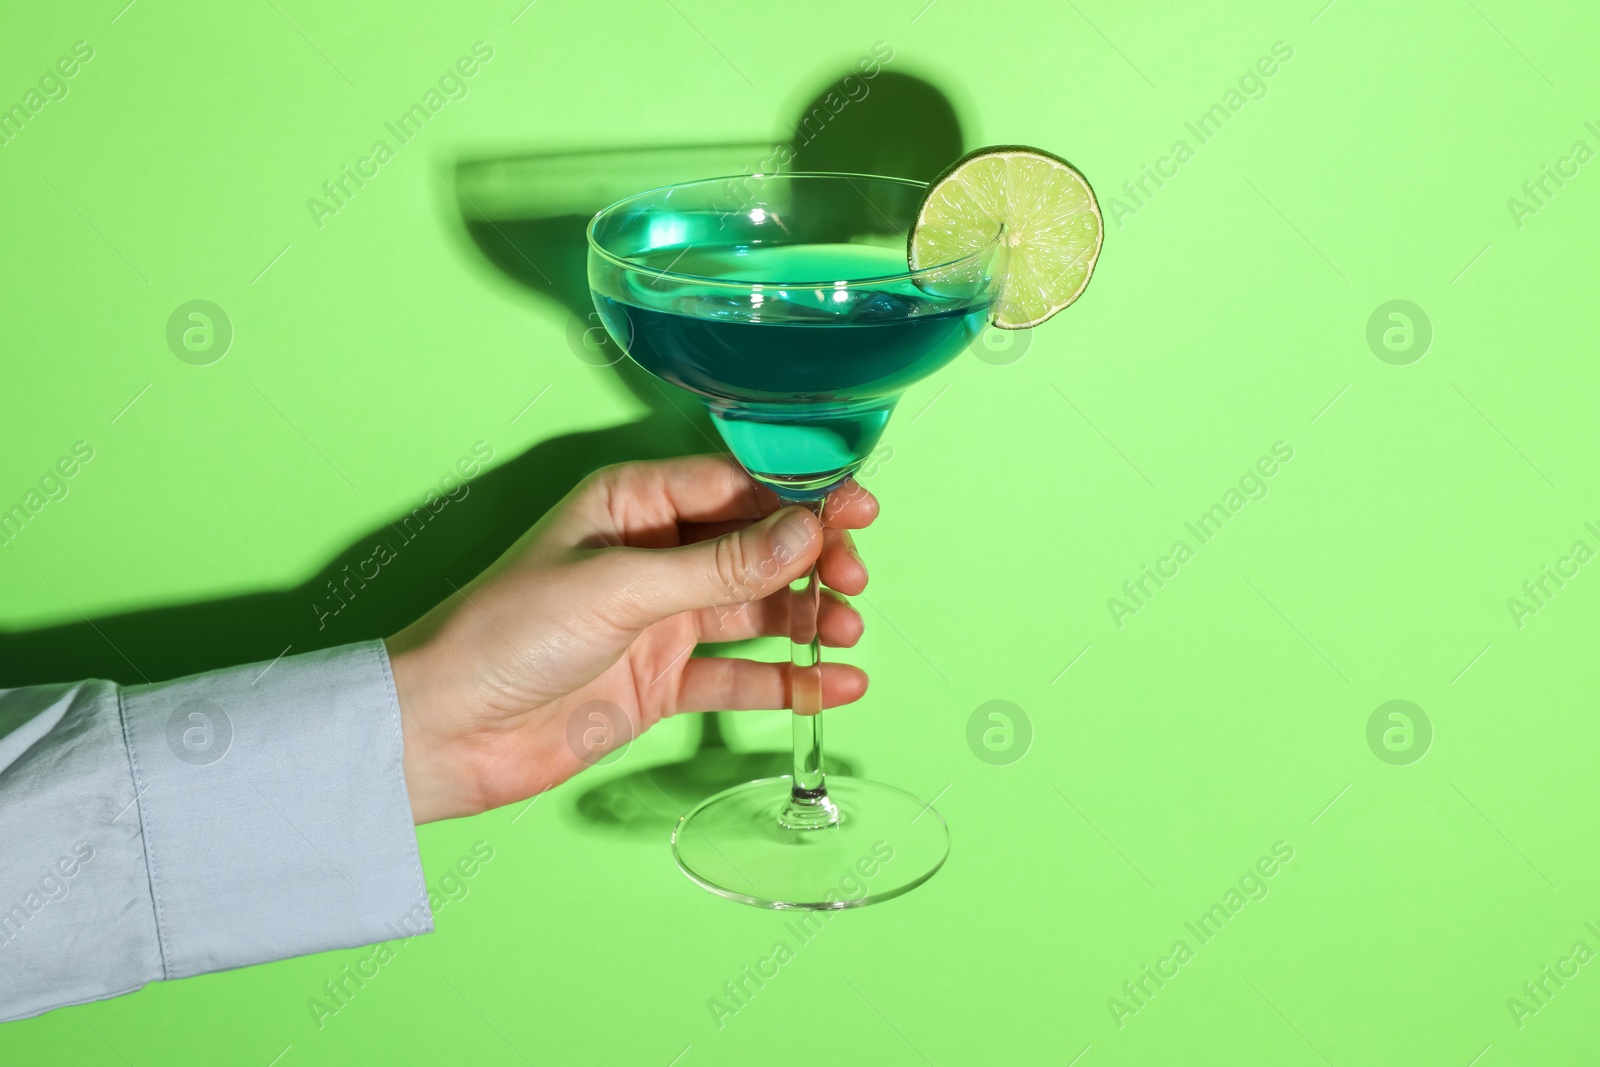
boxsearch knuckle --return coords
[710,535,749,602]
[582,462,629,496]
[578,462,645,529]
[573,466,616,511]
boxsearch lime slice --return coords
[909,145,1104,330]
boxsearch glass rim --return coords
[585,170,1005,290]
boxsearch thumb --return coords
[594,506,822,629]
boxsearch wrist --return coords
[386,637,471,825]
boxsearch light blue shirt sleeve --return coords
[0,639,433,1023]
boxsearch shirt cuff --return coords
[119,638,433,980]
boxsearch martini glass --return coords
[587,172,1005,909]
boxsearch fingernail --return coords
[772,508,816,559]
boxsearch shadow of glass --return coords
[784,68,964,182]
[449,70,963,833]
[449,142,770,427]
[1,67,962,836]
[569,715,860,839]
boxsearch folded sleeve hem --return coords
[121,639,434,980]
[113,678,172,982]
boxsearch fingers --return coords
[576,455,779,536]
[687,522,867,641]
[675,658,869,714]
[572,455,880,544]
[677,481,879,540]
[680,525,867,596]
[696,588,864,646]
[817,528,868,595]
[821,479,879,530]
[566,456,878,632]
[583,505,824,630]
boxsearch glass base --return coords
[670,776,949,910]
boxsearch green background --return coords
[2,0,1597,1063]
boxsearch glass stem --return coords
[779,497,840,830]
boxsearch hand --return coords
[385,455,878,824]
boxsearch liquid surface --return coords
[594,243,990,496]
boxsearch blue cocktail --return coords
[588,173,1005,908]
[594,241,992,497]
